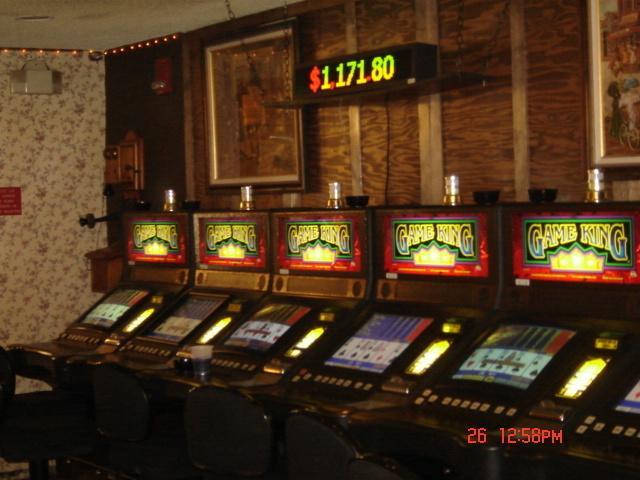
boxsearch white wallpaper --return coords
[0,52,106,399]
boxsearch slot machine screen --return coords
[615,379,640,415]
[277,214,364,274]
[81,289,149,328]
[513,212,640,284]
[383,213,490,277]
[325,314,433,373]
[224,303,311,352]
[145,297,225,342]
[196,215,268,270]
[453,325,576,390]
[126,215,188,265]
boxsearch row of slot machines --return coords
[10,203,640,479]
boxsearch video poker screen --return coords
[325,313,433,374]
[82,289,149,328]
[224,303,311,352]
[453,324,576,390]
[615,378,640,415]
[145,297,225,342]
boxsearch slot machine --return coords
[255,205,502,413]
[141,208,373,394]
[348,203,640,480]
[209,208,371,386]
[9,212,192,385]
[500,203,640,479]
[91,211,271,370]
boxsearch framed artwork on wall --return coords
[204,23,304,189]
[589,0,640,166]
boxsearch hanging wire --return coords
[482,0,511,76]
[223,0,264,94]
[454,0,465,74]
[281,0,292,101]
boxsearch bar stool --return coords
[184,385,283,479]
[0,346,96,480]
[92,363,200,480]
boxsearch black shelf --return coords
[265,72,497,109]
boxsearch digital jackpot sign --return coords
[294,43,437,100]
[513,213,640,284]
[126,216,187,265]
[197,216,267,269]
[383,214,490,277]
[278,214,363,273]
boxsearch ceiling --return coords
[0,0,301,50]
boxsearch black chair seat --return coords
[1,390,95,461]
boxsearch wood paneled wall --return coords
[106,0,594,211]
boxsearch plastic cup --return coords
[190,345,213,378]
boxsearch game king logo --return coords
[386,216,488,277]
[128,219,185,264]
[132,222,179,255]
[280,219,360,272]
[205,222,257,261]
[515,214,639,284]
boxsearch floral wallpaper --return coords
[0,52,106,399]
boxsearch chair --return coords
[0,346,96,480]
[92,363,200,480]
[348,455,422,480]
[184,385,282,479]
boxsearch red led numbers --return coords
[466,427,563,445]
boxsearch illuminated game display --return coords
[82,289,149,328]
[383,214,490,277]
[126,216,187,264]
[615,378,640,415]
[453,325,576,390]
[279,215,363,273]
[325,314,433,373]
[556,356,609,400]
[145,297,225,342]
[513,213,640,284]
[225,303,311,352]
[197,216,267,269]
[294,43,437,100]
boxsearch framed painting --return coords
[204,23,304,188]
[589,0,640,166]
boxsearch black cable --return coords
[384,95,391,205]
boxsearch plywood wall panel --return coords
[525,0,587,201]
[356,0,416,50]
[440,0,515,203]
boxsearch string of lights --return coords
[0,32,180,58]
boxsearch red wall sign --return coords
[0,187,21,215]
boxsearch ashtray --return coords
[473,190,500,205]
[345,195,369,208]
[528,188,557,203]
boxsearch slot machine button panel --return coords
[354,382,363,389]
[593,422,606,432]
[470,402,480,410]
[624,428,637,437]
[343,380,352,387]
[336,379,344,386]
[584,416,596,425]
[292,376,301,383]
[506,408,518,417]
[328,377,337,384]
[480,403,491,412]
[494,406,505,415]
[612,426,624,435]
[422,389,432,397]
[442,397,452,406]
[303,373,312,380]
[451,399,461,407]
[461,400,471,409]
[576,425,588,434]
[363,383,373,391]
[428,394,439,403]
[415,397,425,405]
